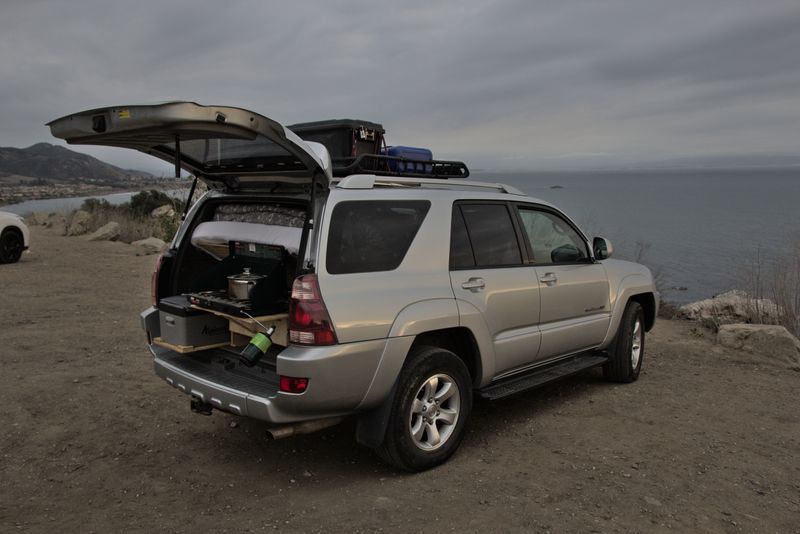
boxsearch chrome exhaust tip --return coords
[266,417,343,440]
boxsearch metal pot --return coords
[227,267,264,300]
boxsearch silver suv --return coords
[50,102,658,472]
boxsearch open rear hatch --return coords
[47,101,332,192]
[48,103,331,357]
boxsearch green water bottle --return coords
[239,325,276,366]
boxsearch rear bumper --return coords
[150,338,387,424]
[142,305,388,424]
[153,348,288,421]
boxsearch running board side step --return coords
[477,354,608,400]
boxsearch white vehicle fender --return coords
[0,214,30,249]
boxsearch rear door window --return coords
[457,203,522,267]
[326,200,430,274]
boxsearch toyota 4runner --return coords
[49,102,658,472]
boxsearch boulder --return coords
[151,204,176,218]
[27,212,49,226]
[131,237,167,256]
[678,290,780,325]
[86,222,120,242]
[67,210,92,236]
[45,213,67,235]
[717,324,800,369]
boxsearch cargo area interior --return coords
[154,199,307,355]
[179,201,304,298]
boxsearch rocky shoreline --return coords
[26,205,173,256]
[672,289,800,369]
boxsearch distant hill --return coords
[0,142,155,185]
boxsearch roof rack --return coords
[336,174,525,195]
[331,153,470,179]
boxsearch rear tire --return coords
[0,230,23,264]
[377,346,472,472]
[604,301,645,383]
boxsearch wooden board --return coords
[190,305,289,346]
[152,336,229,354]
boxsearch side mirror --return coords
[551,244,583,263]
[593,237,613,260]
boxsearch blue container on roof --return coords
[381,146,433,173]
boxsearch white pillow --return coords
[191,221,302,259]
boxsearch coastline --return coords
[0,183,189,215]
[0,179,187,209]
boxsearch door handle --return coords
[540,272,558,285]
[461,277,485,291]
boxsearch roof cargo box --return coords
[289,118,468,179]
[381,146,433,173]
[288,119,385,162]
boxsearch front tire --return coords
[0,230,23,264]
[604,301,645,383]
[377,346,472,472]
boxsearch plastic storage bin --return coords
[382,146,433,173]
[158,295,229,347]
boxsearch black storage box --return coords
[288,119,385,160]
[158,295,229,347]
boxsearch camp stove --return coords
[188,289,259,316]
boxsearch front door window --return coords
[517,209,588,264]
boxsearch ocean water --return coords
[4,169,798,303]
[473,169,800,303]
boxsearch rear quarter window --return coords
[326,200,431,274]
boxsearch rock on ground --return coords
[151,204,176,218]
[45,213,67,235]
[67,210,92,236]
[86,221,120,242]
[679,290,780,325]
[717,323,800,369]
[27,212,49,226]
[131,237,167,256]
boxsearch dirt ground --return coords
[1,227,798,533]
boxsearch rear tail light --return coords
[289,274,337,345]
[151,254,164,306]
[279,375,309,394]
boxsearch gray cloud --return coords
[1,0,798,172]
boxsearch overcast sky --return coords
[1,0,798,173]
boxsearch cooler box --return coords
[382,146,433,173]
[158,295,229,347]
